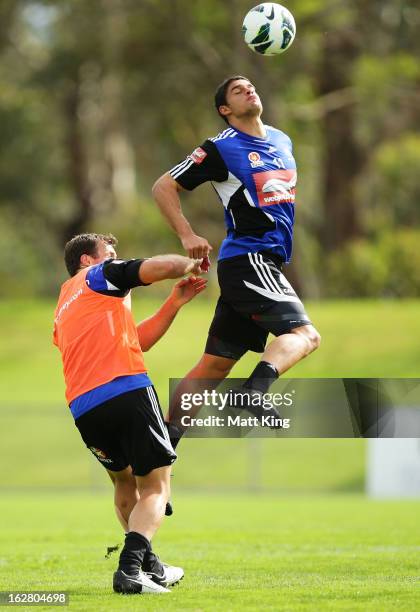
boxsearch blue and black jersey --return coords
[86,258,148,297]
[170,125,297,263]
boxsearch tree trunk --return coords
[62,80,93,242]
[318,29,364,251]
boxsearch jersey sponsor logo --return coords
[189,147,207,164]
[253,169,297,207]
[248,151,264,168]
[55,288,83,323]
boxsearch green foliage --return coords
[0,1,419,297]
[379,230,420,297]
[370,134,420,228]
[326,240,388,298]
[325,230,420,298]
[0,208,63,297]
[355,53,420,146]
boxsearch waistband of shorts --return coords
[218,250,284,267]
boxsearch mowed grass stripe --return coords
[0,493,419,611]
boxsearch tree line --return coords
[0,0,419,297]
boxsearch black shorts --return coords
[75,387,176,477]
[205,251,311,359]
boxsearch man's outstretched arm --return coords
[152,173,212,260]
[137,276,207,351]
[138,253,203,284]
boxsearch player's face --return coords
[223,79,263,120]
[78,240,117,272]
[94,241,117,263]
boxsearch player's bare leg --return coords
[114,465,183,593]
[107,467,139,532]
[168,326,320,438]
[129,466,171,539]
[262,325,321,375]
[237,325,321,402]
[167,353,236,441]
[164,355,236,517]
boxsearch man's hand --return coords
[201,255,211,272]
[169,276,208,309]
[137,275,208,352]
[181,233,212,260]
[185,258,206,276]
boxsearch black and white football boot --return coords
[113,569,170,594]
[142,551,184,588]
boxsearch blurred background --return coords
[0,0,419,496]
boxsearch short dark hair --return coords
[214,75,251,124]
[64,233,117,277]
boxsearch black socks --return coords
[243,361,279,394]
[118,531,150,576]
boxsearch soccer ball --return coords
[242,3,296,56]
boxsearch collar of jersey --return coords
[229,124,269,143]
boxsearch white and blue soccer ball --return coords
[242,3,296,56]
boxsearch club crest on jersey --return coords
[189,147,207,164]
[253,169,297,207]
[248,151,264,168]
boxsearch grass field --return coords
[0,493,419,611]
[1,298,419,609]
[0,297,417,491]
[1,296,420,408]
